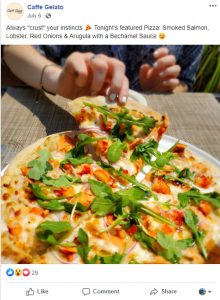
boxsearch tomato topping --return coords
[59,246,77,255]
[158,126,167,139]
[78,164,92,175]
[48,159,60,168]
[20,167,29,176]
[199,200,212,215]
[75,108,95,123]
[63,163,73,174]
[93,169,114,186]
[129,138,143,150]
[162,224,174,234]
[152,177,171,194]
[172,143,186,155]
[63,186,75,197]
[96,140,108,156]
[54,189,65,197]
[99,115,112,132]
[54,188,75,197]
[30,207,46,217]
[122,169,129,175]
[58,135,75,152]
[2,193,9,201]
[165,210,184,226]
[194,175,212,189]
[78,191,94,207]
[127,224,138,235]
[8,224,22,236]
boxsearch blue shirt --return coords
[35,45,203,91]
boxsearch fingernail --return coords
[120,96,127,104]
[108,92,117,102]
[159,72,165,77]
[154,50,159,57]
[163,80,169,85]
[153,62,158,68]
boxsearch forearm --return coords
[3,45,62,93]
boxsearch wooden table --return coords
[1,87,220,168]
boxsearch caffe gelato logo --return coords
[7,3,24,20]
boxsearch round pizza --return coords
[1,96,220,264]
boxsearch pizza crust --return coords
[67,96,168,123]
[4,131,77,176]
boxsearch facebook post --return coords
[1,1,220,299]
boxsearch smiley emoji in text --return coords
[159,32,166,39]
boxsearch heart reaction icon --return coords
[23,268,30,277]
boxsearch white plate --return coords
[160,135,220,168]
[2,135,219,176]
[128,89,147,106]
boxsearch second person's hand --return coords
[139,47,181,93]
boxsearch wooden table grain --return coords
[1,87,220,168]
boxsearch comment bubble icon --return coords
[82,288,90,296]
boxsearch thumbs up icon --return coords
[26,288,35,296]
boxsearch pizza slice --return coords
[67,96,169,177]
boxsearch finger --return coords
[139,64,151,89]
[89,56,108,94]
[118,76,129,104]
[161,78,180,91]
[159,65,181,79]
[65,52,90,87]
[153,47,169,59]
[154,55,176,70]
[107,58,126,100]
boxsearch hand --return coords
[139,47,181,93]
[46,52,129,104]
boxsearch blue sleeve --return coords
[177,46,203,90]
[32,45,63,64]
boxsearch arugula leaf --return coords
[130,140,177,170]
[36,221,72,246]
[153,151,176,169]
[102,213,132,233]
[178,188,220,209]
[134,228,156,252]
[178,168,195,181]
[84,102,156,138]
[99,161,151,193]
[116,187,148,205]
[107,140,125,163]
[139,206,178,228]
[111,123,134,142]
[77,228,91,263]
[89,182,176,227]
[42,175,80,187]
[157,232,194,263]
[37,200,65,211]
[63,201,89,213]
[29,183,75,200]
[28,149,52,180]
[130,139,159,162]
[184,209,207,259]
[60,157,93,166]
[98,253,124,264]
[162,175,191,187]
[91,197,116,216]
[66,134,104,159]
[76,228,124,264]
[88,179,112,197]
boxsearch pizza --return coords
[1,96,220,264]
